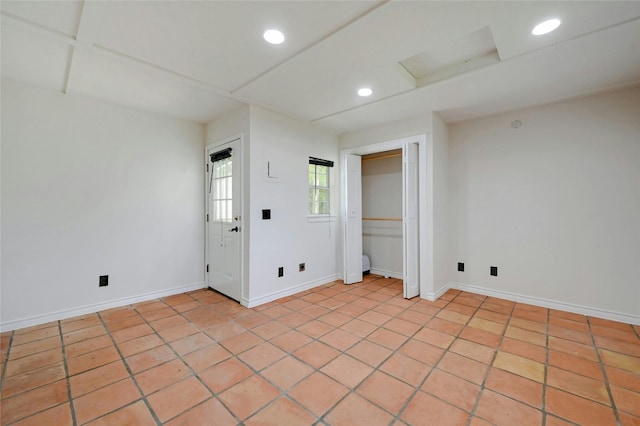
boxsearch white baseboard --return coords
[242,274,341,308]
[0,282,207,332]
[423,284,451,302]
[447,282,640,326]
[370,268,403,280]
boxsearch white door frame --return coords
[205,134,244,302]
[340,134,434,299]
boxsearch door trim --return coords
[205,134,244,303]
[340,134,432,298]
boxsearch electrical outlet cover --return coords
[99,275,109,287]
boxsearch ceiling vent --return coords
[400,26,500,88]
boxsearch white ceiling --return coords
[2,1,639,134]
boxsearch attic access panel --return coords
[400,26,499,88]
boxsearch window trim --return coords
[306,214,337,223]
[308,158,333,216]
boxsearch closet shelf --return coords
[361,152,401,161]
[362,217,402,221]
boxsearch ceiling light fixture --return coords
[357,87,373,97]
[532,18,561,36]
[263,29,285,45]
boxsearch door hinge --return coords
[206,214,209,222]
[206,163,209,172]
[206,264,209,273]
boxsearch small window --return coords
[211,155,233,222]
[308,157,334,215]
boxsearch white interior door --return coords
[207,138,241,301]
[344,154,363,284]
[403,142,420,298]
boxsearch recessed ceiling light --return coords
[532,18,561,36]
[263,29,285,45]
[357,87,373,97]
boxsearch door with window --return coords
[207,138,241,301]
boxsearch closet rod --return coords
[362,217,402,221]
[361,152,401,162]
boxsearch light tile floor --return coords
[1,275,639,425]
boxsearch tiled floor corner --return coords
[1,275,639,425]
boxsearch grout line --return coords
[149,296,246,425]
[0,330,15,390]
[443,293,497,426]
[57,320,79,426]
[393,296,457,424]
[314,277,406,424]
[541,306,550,426]
[632,323,640,340]
[293,277,402,422]
[586,316,622,426]
[145,292,252,425]
[95,310,164,426]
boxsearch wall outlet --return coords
[278,267,284,277]
[490,266,498,276]
[457,262,464,272]
[299,263,305,272]
[99,275,109,287]
[262,209,271,220]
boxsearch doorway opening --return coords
[341,134,430,299]
[361,149,403,279]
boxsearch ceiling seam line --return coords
[495,15,640,64]
[91,45,235,99]
[61,47,75,95]
[1,12,77,45]
[229,0,391,94]
[310,16,640,123]
[74,43,325,121]
[63,0,99,96]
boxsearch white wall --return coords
[432,113,450,295]
[1,79,205,330]
[340,115,431,149]
[246,106,340,305]
[449,87,640,322]
[206,105,250,145]
[362,154,403,277]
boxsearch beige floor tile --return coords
[218,376,280,420]
[320,353,373,388]
[402,391,469,426]
[325,393,394,426]
[261,356,314,390]
[357,370,414,414]
[73,378,141,425]
[475,389,543,426]
[288,372,348,417]
[422,369,481,412]
[85,400,156,426]
[147,377,212,423]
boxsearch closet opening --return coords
[341,135,427,300]
[362,149,403,280]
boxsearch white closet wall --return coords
[361,151,403,277]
